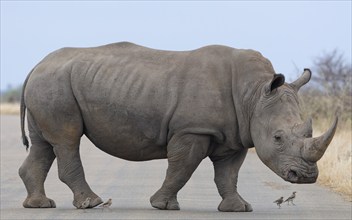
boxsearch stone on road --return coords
[1,115,351,219]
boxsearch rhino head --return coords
[250,69,338,183]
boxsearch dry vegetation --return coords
[0,103,20,115]
[300,49,351,201]
[315,119,351,201]
[300,94,351,202]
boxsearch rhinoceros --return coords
[19,42,337,212]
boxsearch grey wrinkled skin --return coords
[19,42,337,211]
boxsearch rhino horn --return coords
[303,116,338,162]
[290,68,312,92]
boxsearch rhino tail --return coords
[21,69,34,151]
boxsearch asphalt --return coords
[1,115,351,219]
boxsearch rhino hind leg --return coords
[52,139,103,209]
[19,142,56,208]
[19,114,56,208]
[150,134,210,210]
[25,99,102,208]
[47,121,103,209]
[210,148,253,212]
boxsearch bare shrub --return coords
[300,49,351,122]
[1,85,22,103]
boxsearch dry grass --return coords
[0,103,20,115]
[299,91,351,200]
[316,120,352,201]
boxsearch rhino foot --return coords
[73,194,103,209]
[218,196,253,212]
[23,195,56,208]
[150,193,180,210]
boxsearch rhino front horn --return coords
[303,116,338,162]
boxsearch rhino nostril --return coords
[290,170,296,176]
[287,170,298,181]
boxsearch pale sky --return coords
[1,1,351,90]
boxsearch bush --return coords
[1,85,22,103]
[300,49,352,123]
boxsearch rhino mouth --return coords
[285,167,318,184]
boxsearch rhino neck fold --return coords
[232,74,266,148]
[240,80,265,148]
[230,49,276,148]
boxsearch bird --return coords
[273,196,284,208]
[80,197,91,209]
[284,191,296,205]
[100,198,112,211]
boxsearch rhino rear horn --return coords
[303,116,338,162]
[290,69,312,92]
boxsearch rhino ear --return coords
[266,73,285,94]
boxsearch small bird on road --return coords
[284,191,296,205]
[273,196,284,208]
[80,197,91,209]
[100,198,112,211]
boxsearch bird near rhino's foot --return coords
[19,42,337,211]
[100,198,112,212]
[273,197,284,209]
[284,192,296,205]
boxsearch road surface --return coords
[1,115,351,219]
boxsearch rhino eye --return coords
[274,135,282,141]
[273,130,284,142]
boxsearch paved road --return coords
[1,115,351,219]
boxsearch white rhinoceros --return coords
[19,42,337,211]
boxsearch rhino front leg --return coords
[210,148,252,212]
[150,134,210,210]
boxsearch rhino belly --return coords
[81,108,168,161]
